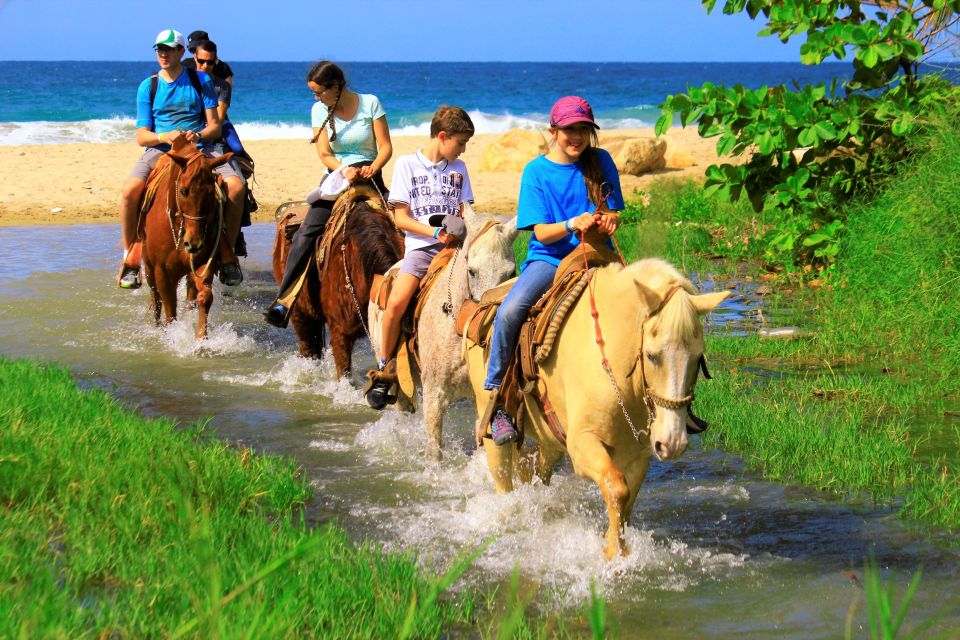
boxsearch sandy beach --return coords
[0,127,722,226]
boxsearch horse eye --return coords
[180,188,189,196]
[646,352,661,365]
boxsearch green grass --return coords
[627,109,960,538]
[0,357,477,638]
[0,357,614,638]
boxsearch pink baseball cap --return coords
[549,96,598,129]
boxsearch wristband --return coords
[565,218,573,232]
[433,227,441,239]
[158,132,165,144]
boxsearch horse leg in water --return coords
[144,269,163,326]
[568,435,631,559]
[185,278,198,311]
[530,443,565,486]
[421,367,451,461]
[191,273,214,339]
[482,435,516,492]
[329,330,355,379]
[153,267,179,325]
[290,310,326,359]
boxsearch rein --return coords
[578,218,695,443]
[164,151,224,279]
[442,218,499,315]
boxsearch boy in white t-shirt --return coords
[365,106,475,409]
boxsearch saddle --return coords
[368,246,459,405]
[456,239,620,446]
[273,184,388,278]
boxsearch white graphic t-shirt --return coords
[389,151,474,252]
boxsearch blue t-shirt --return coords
[135,69,218,149]
[517,148,624,271]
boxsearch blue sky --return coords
[0,0,805,62]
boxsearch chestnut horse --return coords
[272,192,403,377]
[140,143,232,338]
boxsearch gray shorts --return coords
[398,245,442,279]
[127,145,242,182]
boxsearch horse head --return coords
[618,259,729,461]
[165,143,230,254]
[463,202,519,301]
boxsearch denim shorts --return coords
[398,245,442,279]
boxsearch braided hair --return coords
[307,61,346,144]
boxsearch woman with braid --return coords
[481,96,624,445]
[265,61,393,328]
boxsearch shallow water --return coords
[1,223,958,638]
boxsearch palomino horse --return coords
[141,142,232,338]
[464,256,729,559]
[368,203,519,461]
[272,191,403,377]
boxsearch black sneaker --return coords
[263,303,289,328]
[118,265,141,290]
[219,262,243,286]
[365,379,392,410]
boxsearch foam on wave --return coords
[0,112,654,145]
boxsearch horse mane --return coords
[344,202,402,274]
[611,257,701,343]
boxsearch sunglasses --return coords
[195,57,217,66]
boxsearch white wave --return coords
[0,117,138,145]
[0,111,654,146]
[233,121,312,140]
[597,117,655,130]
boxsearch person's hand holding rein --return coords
[595,211,620,236]
[161,129,191,149]
[357,165,376,179]
[569,211,597,233]
[342,166,360,183]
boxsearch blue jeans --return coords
[483,259,557,390]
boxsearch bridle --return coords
[636,286,710,432]
[443,218,499,315]
[165,150,225,279]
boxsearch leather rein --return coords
[165,150,224,279]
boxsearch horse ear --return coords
[497,216,519,243]
[463,201,484,236]
[633,280,662,313]
[206,152,235,170]
[690,291,731,315]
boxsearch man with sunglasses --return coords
[183,30,233,85]
[192,40,247,160]
[117,29,244,289]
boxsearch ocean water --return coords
[1,60,954,145]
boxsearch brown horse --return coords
[140,143,233,338]
[272,191,403,377]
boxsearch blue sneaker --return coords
[490,408,517,446]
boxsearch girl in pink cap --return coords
[482,96,624,445]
